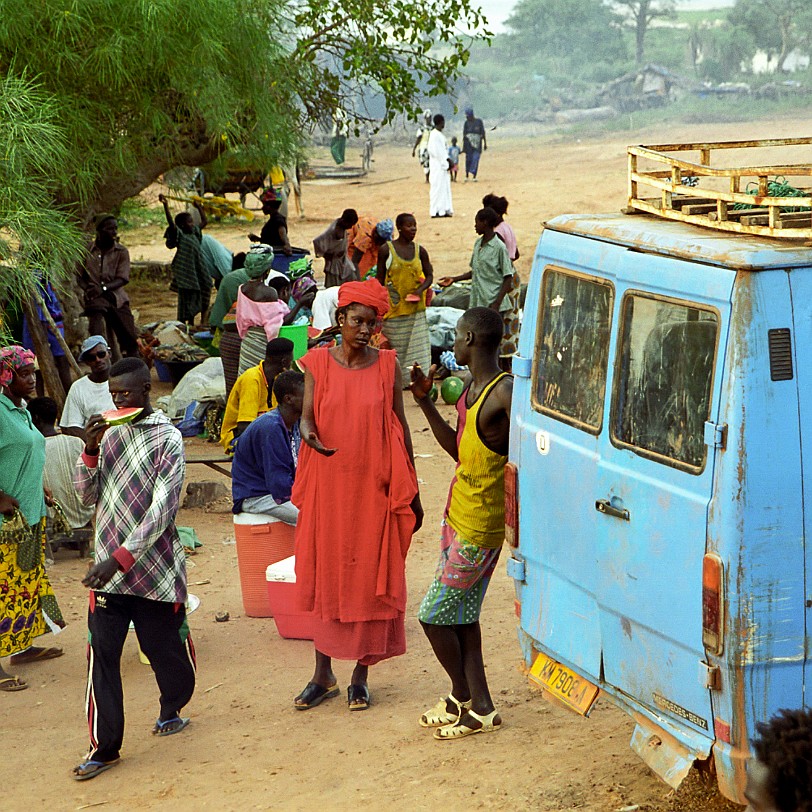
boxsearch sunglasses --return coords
[84,350,108,361]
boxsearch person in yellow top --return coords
[376,213,433,388]
[410,307,513,740]
[219,337,293,453]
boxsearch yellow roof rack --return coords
[625,138,812,239]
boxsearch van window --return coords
[532,268,614,433]
[612,294,718,471]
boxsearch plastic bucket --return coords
[278,324,308,360]
[271,251,309,275]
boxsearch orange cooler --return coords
[233,513,296,617]
[265,556,315,640]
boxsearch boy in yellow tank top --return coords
[410,307,513,739]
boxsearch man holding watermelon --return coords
[71,358,195,781]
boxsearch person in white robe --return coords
[428,114,453,218]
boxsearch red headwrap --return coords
[337,279,390,318]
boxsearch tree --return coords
[612,0,676,64]
[0,74,84,326]
[0,0,488,362]
[504,0,626,81]
[0,0,488,224]
[729,0,812,73]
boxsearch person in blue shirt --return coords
[231,370,304,525]
[448,137,461,183]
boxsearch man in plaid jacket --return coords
[71,357,195,781]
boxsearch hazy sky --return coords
[478,0,736,33]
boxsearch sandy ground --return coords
[7,115,812,811]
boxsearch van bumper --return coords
[517,626,715,792]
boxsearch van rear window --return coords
[532,268,614,433]
[612,294,718,472]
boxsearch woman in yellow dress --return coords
[375,213,434,388]
[0,346,65,691]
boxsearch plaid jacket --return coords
[74,411,187,603]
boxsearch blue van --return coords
[506,211,812,804]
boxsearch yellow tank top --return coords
[446,373,509,549]
[384,241,426,319]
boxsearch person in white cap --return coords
[60,336,115,441]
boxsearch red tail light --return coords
[702,553,724,655]
[505,462,519,548]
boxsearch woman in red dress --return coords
[292,280,423,710]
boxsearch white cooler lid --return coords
[234,512,282,525]
[266,555,297,583]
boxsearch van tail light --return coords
[702,554,725,656]
[505,462,519,548]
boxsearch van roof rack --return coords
[625,138,812,240]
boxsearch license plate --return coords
[529,652,600,716]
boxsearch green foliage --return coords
[729,0,812,72]
[0,0,487,319]
[503,0,626,80]
[0,74,84,320]
[0,0,486,219]
[611,0,677,64]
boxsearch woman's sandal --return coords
[347,683,370,711]
[294,681,339,710]
[72,759,119,781]
[434,708,502,740]
[0,676,28,692]
[152,716,190,736]
[419,694,471,728]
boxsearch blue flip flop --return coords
[152,716,190,736]
[72,759,119,781]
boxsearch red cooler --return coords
[233,513,296,617]
[266,556,315,640]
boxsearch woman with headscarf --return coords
[347,217,394,278]
[237,250,313,375]
[0,347,65,692]
[376,213,433,388]
[483,194,521,362]
[292,280,423,711]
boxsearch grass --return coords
[554,93,812,140]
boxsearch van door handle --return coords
[595,499,630,521]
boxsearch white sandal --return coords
[419,694,472,728]
[434,708,502,739]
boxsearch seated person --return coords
[220,337,294,452]
[231,370,304,526]
[27,396,95,532]
[60,335,115,441]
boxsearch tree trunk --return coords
[60,137,224,346]
[776,17,792,73]
[21,295,66,409]
[635,3,648,64]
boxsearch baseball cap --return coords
[78,335,109,362]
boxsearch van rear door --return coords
[515,260,617,678]
[595,253,733,739]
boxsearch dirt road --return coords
[9,116,806,810]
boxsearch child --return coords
[448,137,461,182]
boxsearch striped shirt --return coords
[74,411,187,603]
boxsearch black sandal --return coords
[294,681,339,710]
[347,683,370,711]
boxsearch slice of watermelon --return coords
[101,407,144,425]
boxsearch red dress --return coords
[292,348,418,665]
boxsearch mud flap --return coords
[630,712,713,789]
